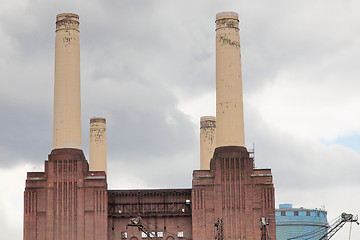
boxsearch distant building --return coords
[276,204,328,240]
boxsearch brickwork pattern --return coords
[108,189,192,240]
[192,146,276,239]
[24,149,108,240]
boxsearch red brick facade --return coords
[108,189,192,239]
[192,146,276,239]
[24,148,108,240]
[24,147,275,240]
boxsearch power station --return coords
[24,12,276,239]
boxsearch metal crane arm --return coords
[320,213,359,240]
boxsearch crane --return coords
[214,218,224,240]
[126,217,192,240]
[288,212,359,240]
[260,217,271,240]
[319,213,359,240]
[127,217,157,239]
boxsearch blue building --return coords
[276,204,328,240]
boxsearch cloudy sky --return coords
[0,0,359,239]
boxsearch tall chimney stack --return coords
[200,116,216,170]
[215,12,245,147]
[53,13,82,149]
[89,117,107,174]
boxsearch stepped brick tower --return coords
[192,12,276,239]
[24,14,108,240]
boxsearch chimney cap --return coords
[216,12,238,20]
[56,13,79,22]
[200,116,216,122]
[90,117,106,124]
[56,13,79,32]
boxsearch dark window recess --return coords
[281,211,286,216]
[306,211,310,216]
[294,211,299,216]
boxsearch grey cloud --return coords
[245,107,360,191]
[82,77,197,159]
[240,0,360,93]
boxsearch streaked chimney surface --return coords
[89,117,107,174]
[215,12,245,147]
[200,116,216,170]
[53,13,82,149]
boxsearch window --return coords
[177,231,184,238]
[157,232,163,238]
[121,232,128,239]
[141,232,155,238]
[306,211,310,216]
[281,211,286,216]
[294,211,299,216]
[317,212,320,217]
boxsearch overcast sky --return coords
[0,0,359,239]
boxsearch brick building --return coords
[24,12,276,240]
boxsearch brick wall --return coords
[24,147,276,240]
[108,189,192,240]
[24,148,108,240]
[192,146,276,239]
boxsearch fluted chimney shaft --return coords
[89,118,107,174]
[53,13,82,149]
[215,12,245,147]
[200,116,216,170]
